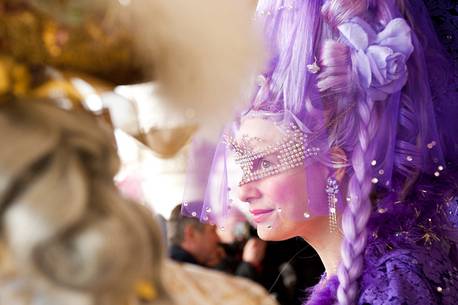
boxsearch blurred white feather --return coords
[127,0,266,139]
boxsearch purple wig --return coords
[185,1,458,305]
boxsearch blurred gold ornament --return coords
[11,64,30,96]
[0,1,144,85]
[0,58,12,95]
[0,55,31,100]
[32,79,83,105]
[42,20,64,57]
[134,280,158,301]
[0,53,116,130]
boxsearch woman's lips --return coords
[250,209,275,223]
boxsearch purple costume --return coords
[307,178,458,305]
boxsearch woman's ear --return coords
[329,146,347,183]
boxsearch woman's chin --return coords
[255,217,304,241]
[256,225,290,241]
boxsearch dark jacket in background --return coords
[169,244,201,266]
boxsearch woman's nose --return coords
[238,181,261,203]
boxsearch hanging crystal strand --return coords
[325,177,339,232]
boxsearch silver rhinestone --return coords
[306,62,320,74]
[256,74,267,87]
[371,177,379,184]
[438,165,444,171]
[434,171,440,177]
[329,207,336,213]
[437,286,443,293]
[277,208,282,212]
[304,212,311,218]
[406,156,413,162]
[191,212,197,217]
[427,141,437,149]
[378,169,385,175]
[206,207,212,213]
[371,160,377,166]
[183,202,188,207]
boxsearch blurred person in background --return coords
[168,203,221,266]
[168,203,266,278]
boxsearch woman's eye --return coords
[250,157,276,171]
[261,159,272,169]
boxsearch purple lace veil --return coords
[183,1,458,304]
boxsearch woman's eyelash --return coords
[251,157,275,171]
[261,159,273,169]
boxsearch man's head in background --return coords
[168,203,221,266]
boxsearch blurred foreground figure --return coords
[0,0,265,304]
[0,100,167,305]
[163,260,278,305]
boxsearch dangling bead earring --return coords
[303,198,311,219]
[325,177,339,232]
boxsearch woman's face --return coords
[235,118,329,241]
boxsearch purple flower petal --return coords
[338,20,370,50]
[379,73,408,94]
[376,18,414,56]
[339,17,414,99]
[367,45,393,84]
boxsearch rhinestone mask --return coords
[225,123,320,186]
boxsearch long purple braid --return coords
[319,1,382,305]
